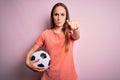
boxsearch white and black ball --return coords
[30,50,50,70]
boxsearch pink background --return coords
[0,0,120,80]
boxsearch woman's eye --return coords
[54,13,58,16]
[61,13,65,16]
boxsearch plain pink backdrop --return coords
[0,0,120,80]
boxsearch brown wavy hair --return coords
[50,2,70,52]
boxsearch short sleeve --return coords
[35,31,45,48]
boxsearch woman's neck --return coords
[54,26,63,34]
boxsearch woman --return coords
[26,2,80,80]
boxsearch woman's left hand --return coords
[66,20,78,30]
[66,20,80,39]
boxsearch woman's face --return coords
[53,6,66,28]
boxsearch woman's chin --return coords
[56,24,63,27]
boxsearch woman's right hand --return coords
[26,59,45,72]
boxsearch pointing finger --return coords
[66,20,71,26]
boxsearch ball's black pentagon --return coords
[40,53,47,59]
[37,63,44,67]
[30,56,35,61]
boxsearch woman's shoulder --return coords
[41,29,53,35]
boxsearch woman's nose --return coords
[58,15,61,20]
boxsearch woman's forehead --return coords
[53,6,66,13]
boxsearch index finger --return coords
[66,20,71,26]
[31,59,40,63]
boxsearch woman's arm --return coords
[25,43,44,72]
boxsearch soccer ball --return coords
[30,50,50,70]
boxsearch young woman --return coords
[26,2,80,80]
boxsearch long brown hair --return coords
[50,2,70,52]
